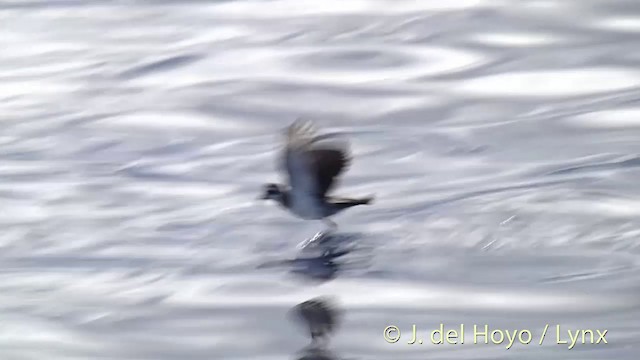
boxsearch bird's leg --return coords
[323,219,337,232]
[300,220,336,249]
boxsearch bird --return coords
[260,119,373,231]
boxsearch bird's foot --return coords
[297,231,326,250]
[296,220,337,250]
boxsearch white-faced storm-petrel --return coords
[260,119,373,230]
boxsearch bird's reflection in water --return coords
[290,296,342,360]
[258,230,370,281]
[294,346,340,360]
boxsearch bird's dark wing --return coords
[281,119,321,197]
[282,119,351,198]
[309,146,350,197]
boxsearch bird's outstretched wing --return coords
[282,119,350,198]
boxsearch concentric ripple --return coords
[130,45,488,86]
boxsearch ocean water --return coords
[1,0,639,359]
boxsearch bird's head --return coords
[260,183,284,202]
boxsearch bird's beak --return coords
[258,193,267,200]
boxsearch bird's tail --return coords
[332,195,374,208]
[354,195,374,205]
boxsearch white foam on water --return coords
[565,109,640,128]
[452,68,640,97]
[595,16,640,32]
[469,32,564,47]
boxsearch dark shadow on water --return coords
[257,231,371,282]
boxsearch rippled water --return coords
[1,0,640,359]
